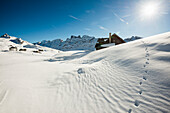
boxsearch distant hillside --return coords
[0,33,60,53]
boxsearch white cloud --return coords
[113,12,129,25]
[122,14,131,18]
[84,28,91,31]
[86,10,95,14]
[99,26,108,31]
[68,15,82,21]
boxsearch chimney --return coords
[109,33,112,43]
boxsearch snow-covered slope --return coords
[0,36,60,55]
[124,36,143,42]
[35,35,97,51]
[0,32,170,113]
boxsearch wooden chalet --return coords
[95,33,125,50]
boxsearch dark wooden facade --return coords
[95,33,125,50]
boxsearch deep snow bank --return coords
[0,32,170,113]
[74,32,170,112]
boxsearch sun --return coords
[140,2,159,19]
[142,3,157,17]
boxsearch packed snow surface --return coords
[0,32,170,113]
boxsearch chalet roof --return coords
[111,33,126,43]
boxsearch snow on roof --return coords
[100,43,115,47]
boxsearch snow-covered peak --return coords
[124,36,143,42]
[82,35,95,39]
[1,33,10,38]
[0,34,60,54]
[35,35,97,51]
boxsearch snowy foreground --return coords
[0,32,170,113]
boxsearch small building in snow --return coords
[9,46,17,51]
[19,49,27,51]
[95,33,125,50]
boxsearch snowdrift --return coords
[0,32,170,113]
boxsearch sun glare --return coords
[140,2,159,19]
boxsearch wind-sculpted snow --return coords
[0,32,170,113]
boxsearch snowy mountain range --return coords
[124,36,143,42]
[34,35,143,51]
[0,33,143,52]
[34,35,97,51]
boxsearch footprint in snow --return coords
[77,68,85,74]
[146,61,149,64]
[139,90,142,95]
[145,70,148,73]
[139,81,142,85]
[128,109,132,113]
[134,100,140,107]
[146,53,149,57]
[143,76,147,80]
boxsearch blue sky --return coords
[0,0,170,42]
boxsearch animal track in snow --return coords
[143,76,147,80]
[134,100,140,107]
[77,68,85,74]
[145,61,149,64]
[130,41,150,112]
[139,90,142,95]
[146,53,149,56]
[139,81,142,85]
[128,109,132,113]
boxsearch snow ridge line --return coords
[128,40,150,113]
